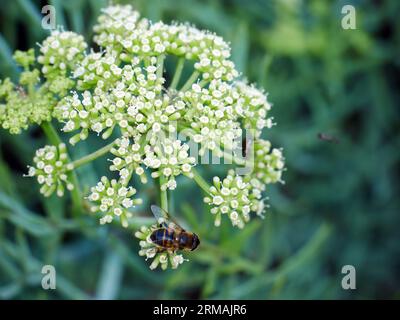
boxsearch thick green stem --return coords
[70,140,115,169]
[41,121,83,216]
[159,174,168,211]
[191,168,211,195]
[180,70,200,92]
[41,121,62,146]
[169,58,185,90]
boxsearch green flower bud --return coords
[13,49,35,69]
[19,69,40,87]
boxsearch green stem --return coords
[159,174,168,211]
[41,121,62,146]
[156,54,165,79]
[66,176,82,216]
[180,70,200,92]
[191,168,211,195]
[222,150,246,166]
[198,79,209,88]
[70,140,115,169]
[27,83,35,97]
[40,121,83,216]
[211,146,247,166]
[169,57,185,90]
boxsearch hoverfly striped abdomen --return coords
[150,228,177,249]
[149,205,200,252]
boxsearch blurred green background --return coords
[0,0,399,299]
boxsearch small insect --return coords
[16,85,27,98]
[318,133,340,144]
[150,205,200,253]
[242,133,254,158]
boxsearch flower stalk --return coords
[180,71,200,92]
[70,140,116,169]
[169,58,185,90]
[191,168,211,195]
[156,54,165,79]
[159,173,169,211]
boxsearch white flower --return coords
[88,176,142,228]
[109,137,147,184]
[235,81,273,137]
[38,31,87,79]
[204,170,252,228]
[26,144,73,197]
[251,139,285,185]
[146,139,196,190]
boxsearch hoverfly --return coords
[150,205,200,253]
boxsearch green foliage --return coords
[0,0,399,299]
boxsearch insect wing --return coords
[150,205,185,231]
[150,205,168,225]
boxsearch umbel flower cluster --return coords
[25,143,74,197]
[88,176,142,228]
[0,5,285,270]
